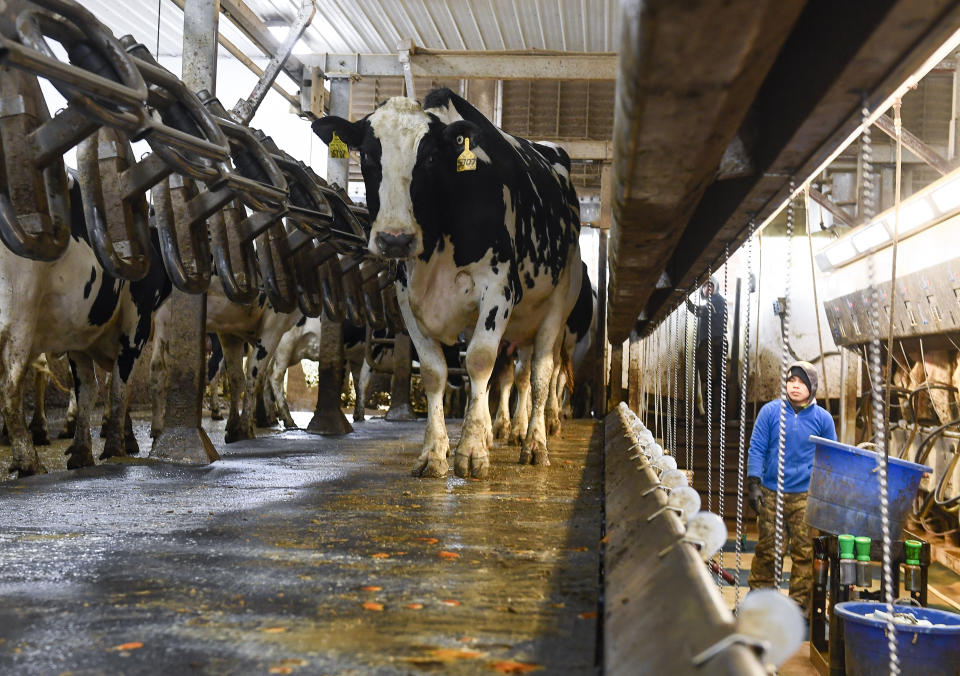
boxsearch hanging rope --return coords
[685,299,695,471]
[667,313,674,452]
[706,267,714,514]
[754,232,764,420]
[773,180,795,591]
[672,311,680,456]
[717,246,730,581]
[861,102,899,676]
[735,232,754,610]
[805,185,829,401]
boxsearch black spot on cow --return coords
[296,314,307,327]
[503,308,509,319]
[83,267,96,299]
[251,366,258,378]
[565,262,594,341]
[524,272,535,289]
[485,306,498,331]
[342,320,365,350]
[502,285,511,302]
[207,333,223,383]
[255,342,268,361]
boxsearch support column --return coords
[326,74,351,190]
[307,316,353,435]
[385,334,415,421]
[469,79,497,121]
[839,348,859,444]
[628,332,641,412]
[607,341,623,411]
[593,228,608,418]
[151,0,219,465]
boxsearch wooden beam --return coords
[219,0,305,81]
[874,112,952,175]
[303,49,617,80]
[809,186,855,227]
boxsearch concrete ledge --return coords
[603,411,765,675]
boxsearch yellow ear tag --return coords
[329,131,349,159]
[456,138,477,172]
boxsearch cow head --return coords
[312,97,482,259]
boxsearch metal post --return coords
[151,0,220,465]
[593,229,608,417]
[385,333,415,420]
[307,316,353,435]
[607,341,623,411]
[327,74,351,191]
[839,348,859,444]
[628,332,641,412]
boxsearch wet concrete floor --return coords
[0,414,603,675]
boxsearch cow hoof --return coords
[518,448,532,464]
[59,423,76,439]
[454,452,489,480]
[65,444,95,469]
[493,419,510,440]
[31,429,50,446]
[521,440,550,466]
[224,426,255,444]
[210,410,224,421]
[13,455,47,476]
[412,457,448,478]
[283,421,300,430]
[547,417,561,437]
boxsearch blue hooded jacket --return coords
[747,361,837,493]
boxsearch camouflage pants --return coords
[748,486,813,616]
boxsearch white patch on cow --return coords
[367,97,431,256]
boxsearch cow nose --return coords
[376,232,415,258]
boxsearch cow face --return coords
[312,97,482,260]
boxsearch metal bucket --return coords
[806,437,931,539]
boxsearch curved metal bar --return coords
[199,93,288,212]
[121,38,232,184]
[381,272,405,334]
[341,256,366,327]
[209,201,259,304]
[318,254,346,322]
[151,175,212,293]
[8,0,149,136]
[293,244,323,318]
[75,126,152,280]
[360,259,386,330]
[0,66,70,260]
[255,221,298,313]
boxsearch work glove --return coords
[747,476,764,515]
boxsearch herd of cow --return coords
[0,2,597,481]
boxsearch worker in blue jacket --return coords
[746,360,836,617]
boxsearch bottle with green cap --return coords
[903,539,923,593]
[855,536,872,587]
[838,534,857,586]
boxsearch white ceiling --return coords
[79,0,618,59]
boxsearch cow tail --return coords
[561,340,575,395]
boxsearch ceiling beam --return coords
[606,0,806,343]
[873,112,952,175]
[631,0,960,338]
[808,187,855,228]
[302,49,617,80]
[219,0,305,82]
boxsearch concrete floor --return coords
[0,414,603,675]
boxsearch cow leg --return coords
[29,357,50,446]
[354,360,369,422]
[101,362,137,459]
[65,354,97,469]
[492,355,514,441]
[545,337,564,437]
[208,371,224,420]
[510,348,533,446]
[206,333,224,420]
[269,351,297,429]
[397,292,449,477]
[520,310,570,468]
[242,321,291,439]
[0,331,45,475]
[60,388,77,439]
[221,336,247,443]
[454,307,507,479]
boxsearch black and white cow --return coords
[313,88,583,478]
[0,180,171,476]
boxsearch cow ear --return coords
[311,116,365,149]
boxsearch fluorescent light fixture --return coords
[930,176,960,212]
[852,221,890,252]
[895,199,934,234]
[825,239,857,267]
[580,197,601,224]
[267,25,312,55]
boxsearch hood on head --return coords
[788,360,818,404]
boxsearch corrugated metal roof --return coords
[77,0,617,57]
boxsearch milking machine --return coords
[0,0,394,335]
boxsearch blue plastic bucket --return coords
[806,437,931,539]
[834,602,960,676]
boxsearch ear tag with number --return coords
[329,131,348,159]
[456,137,477,172]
